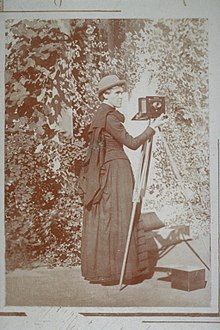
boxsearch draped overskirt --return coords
[81,159,149,283]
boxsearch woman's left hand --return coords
[151,113,168,129]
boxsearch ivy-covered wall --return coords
[5,19,209,270]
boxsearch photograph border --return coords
[0,0,219,328]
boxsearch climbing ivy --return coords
[5,18,209,270]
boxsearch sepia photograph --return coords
[4,16,212,307]
[0,0,219,329]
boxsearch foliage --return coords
[5,19,117,270]
[5,18,209,270]
[123,18,210,236]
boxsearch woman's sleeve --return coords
[106,113,155,150]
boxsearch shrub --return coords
[5,18,210,270]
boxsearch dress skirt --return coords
[81,158,149,284]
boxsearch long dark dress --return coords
[81,104,155,284]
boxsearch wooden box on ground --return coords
[171,266,205,291]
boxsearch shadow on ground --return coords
[6,236,211,307]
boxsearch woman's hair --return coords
[98,89,111,102]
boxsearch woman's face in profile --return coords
[104,86,124,108]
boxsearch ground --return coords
[5,235,211,308]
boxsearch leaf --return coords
[37,88,46,102]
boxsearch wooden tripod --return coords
[119,128,210,290]
[119,133,154,290]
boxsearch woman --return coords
[80,75,164,285]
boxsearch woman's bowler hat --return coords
[98,75,126,94]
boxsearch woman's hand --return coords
[150,113,168,130]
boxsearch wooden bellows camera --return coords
[132,96,165,120]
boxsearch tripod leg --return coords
[139,140,152,199]
[119,201,138,290]
[119,139,153,290]
[141,139,153,197]
[133,144,146,203]
[184,240,210,271]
